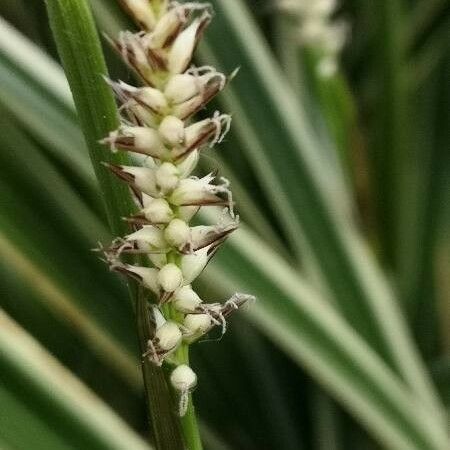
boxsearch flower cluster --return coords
[279,0,348,77]
[100,0,253,416]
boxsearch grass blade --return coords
[0,16,93,187]
[370,0,409,268]
[0,309,151,450]
[403,48,450,355]
[0,230,141,391]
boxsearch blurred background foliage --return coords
[0,0,449,449]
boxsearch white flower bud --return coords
[178,206,200,222]
[113,31,148,70]
[170,70,227,119]
[170,176,223,206]
[184,313,212,334]
[143,198,174,223]
[181,247,209,283]
[155,162,179,193]
[164,219,190,248]
[172,115,226,159]
[149,7,185,48]
[164,74,198,104]
[168,15,210,74]
[183,118,219,149]
[173,285,202,312]
[132,105,158,127]
[125,226,166,250]
[170,363,197,416]
[189,220,237,250]
[177,151,199,178]
[106,82,161,126]
[169,178,203,206]
[158,116,185,147]
[171,114,230,160]
[118,166,158,196]
[124,126,167,158]
[124,266,159,294]
[170,364,197,391]
[121,0,157,30]
[136,87,168,115]
[157,263,183,292]
[155,321,182,350]
[141,192,155,208]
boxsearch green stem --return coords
[45,0,184,447]
[180,394,203,450]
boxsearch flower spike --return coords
[102,0,253,417]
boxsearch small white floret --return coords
[170,364,197,391]
[156,162,179,193]
[122,166,158,196]
[122,126,166,158]
[170,364,197,416]
[168,16,208,74]
[155,321,182,350]
[164,74,198,104]
[157,263,183,292]
[181,247,209,283]
[184,313,212,334]
[173,285,203,312]
[177,151,199,178]
[136,87,168,114]
[125,226,166,250]
[182,113,231,150]
[169,177,211,206]
[148,6,184,48]
[143,198,174,223]
[164,219,190,248]
[159,116,185,146]
[178,205,200,222]
[125,266,159,294]
[121,0,157,30]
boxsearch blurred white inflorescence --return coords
[100,0,254,416]
[278,0,348,77]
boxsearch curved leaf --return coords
[0,309,152,450]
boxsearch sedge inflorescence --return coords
[99,0,254,416]
[279,0,348,77]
